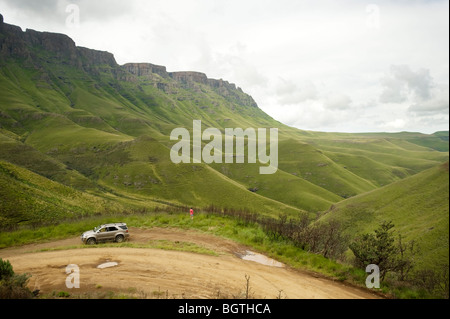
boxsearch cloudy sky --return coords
[0,0,448,134]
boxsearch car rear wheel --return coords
[115,235,125,243]
[86,238,96,245]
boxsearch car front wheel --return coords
[86,238,96,245]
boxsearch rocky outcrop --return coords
[0,18,117,70]
[168,72,239,93]
[0,22,30,59]
[166,71,257,107]
[169,71,208,85]
[26,29,79,62]
[123,63,168,78]
[119,64,257,107]
[120,63,172,92]
[77,47,117,68]
[208,78,235,90]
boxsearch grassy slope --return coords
[0,61,344,216]
[0,131,97,190]
[1,60,448,219]
[0,25,448,227]
[0,61,302,216]
[320,162,449,272]
[0,160,128,227]
[95,136,305,216]
[277,137,377,197]
[300,132,448,188]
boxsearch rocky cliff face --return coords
[120,63,258,108]
[0,21,30,60]
[0,18,117,70]
[77,47,117,68]
[25,29,78,61]
[167,72,257,107]
[0,14,258,108]
[168,71,239,93]
[169,71,208,85]
[123,63,168,78]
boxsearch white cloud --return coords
[409,99,449,114]
[324,93,353,111]
[383,119,407,130]
[409,84,449,114]
[380,65,435,103]
[275,79,318,105]
[379,65,449,126]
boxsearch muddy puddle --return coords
[240,250,284,268]
[97,262,119,269]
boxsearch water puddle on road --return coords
[97,262,119,269]
[240,251,284,268]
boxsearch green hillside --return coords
[320,162,449,272]
[0,160,127,228]
[0,17,448,231]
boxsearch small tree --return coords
[0,258,14,280]
[396,234,418,281]
[319,220,349,259]
[349,221,399,281]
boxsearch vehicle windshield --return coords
[94,226,101,232]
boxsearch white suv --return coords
[81,223,129,245]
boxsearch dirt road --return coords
[0,228,380,299]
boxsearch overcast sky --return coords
[1,0,448,134]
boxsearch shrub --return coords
[349,221,420,284]
[0,258,14,280]
[0,258,33,299]
[349,221,399,281]
[413,264,449,299]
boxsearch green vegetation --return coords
[320,162,449,274]
[349,221,414,281]
[0,20,448,299]
[0,258,33,299]
[0,30,447,222]
[349,221,448,299]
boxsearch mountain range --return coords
[0,14,448,272]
